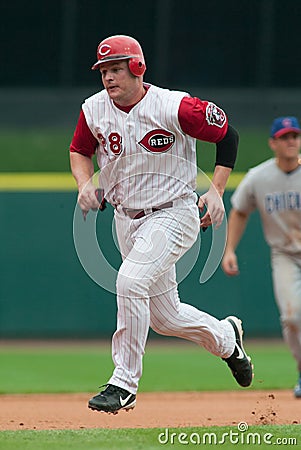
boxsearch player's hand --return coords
[77,182,100,218]
[198,188,225,229]
[222,250,239,276]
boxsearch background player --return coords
[70,34,253,414]
[222,116,301,398]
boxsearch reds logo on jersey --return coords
[139,129,175,153]
[205,102,226,128]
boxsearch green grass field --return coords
[0,127,271,173]
[0,341,297,394]
[0,341,300,449]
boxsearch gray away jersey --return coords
[231,158,301,254]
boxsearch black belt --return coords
[122,201,173,219]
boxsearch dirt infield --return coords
[0,390,300,430]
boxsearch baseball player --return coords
[222,116,301,398]
[70,34,253,414]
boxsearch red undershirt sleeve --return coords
[70,110,98,158]
[178,96,228,143]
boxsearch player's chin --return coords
[107,87,120,98]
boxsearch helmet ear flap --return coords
[128,58,146,77]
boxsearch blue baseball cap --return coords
[270,116,301,138]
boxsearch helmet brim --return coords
[91,55,134,70]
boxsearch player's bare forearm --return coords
[70,151,100,214]
[226,209,249,252]
[211,165,232,196]
[222,209,249,275]
[70,152,95,191]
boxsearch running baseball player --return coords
[70,34,253,414]
[222,116,301,398]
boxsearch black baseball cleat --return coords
[222,316,253,387]
[88,384,136,414]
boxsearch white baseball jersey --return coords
[231,158,301,254]
[76,83,236,394]
[82,84,197,209]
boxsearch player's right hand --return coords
[221,250,239,276]
[77,182,100,217]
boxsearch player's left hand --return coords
[222,250,239,276]
[198,188,225,229]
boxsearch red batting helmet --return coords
[91,35,146,77]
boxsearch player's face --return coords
[99,60,142,106]
[269,132,301,160]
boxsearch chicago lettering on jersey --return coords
[265,191,301,213]
[139,129,175,153]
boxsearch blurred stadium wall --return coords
[1,0,301,129]
[2,0,301,90]
[0,192,280,338]
[1,87,301,129]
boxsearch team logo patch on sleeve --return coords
[206,102,226,128]
[139,129,175,153]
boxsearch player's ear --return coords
[268,137,276,152]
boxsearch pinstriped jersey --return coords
[82,84,223,209]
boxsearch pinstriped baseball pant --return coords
[108,203,235,394]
